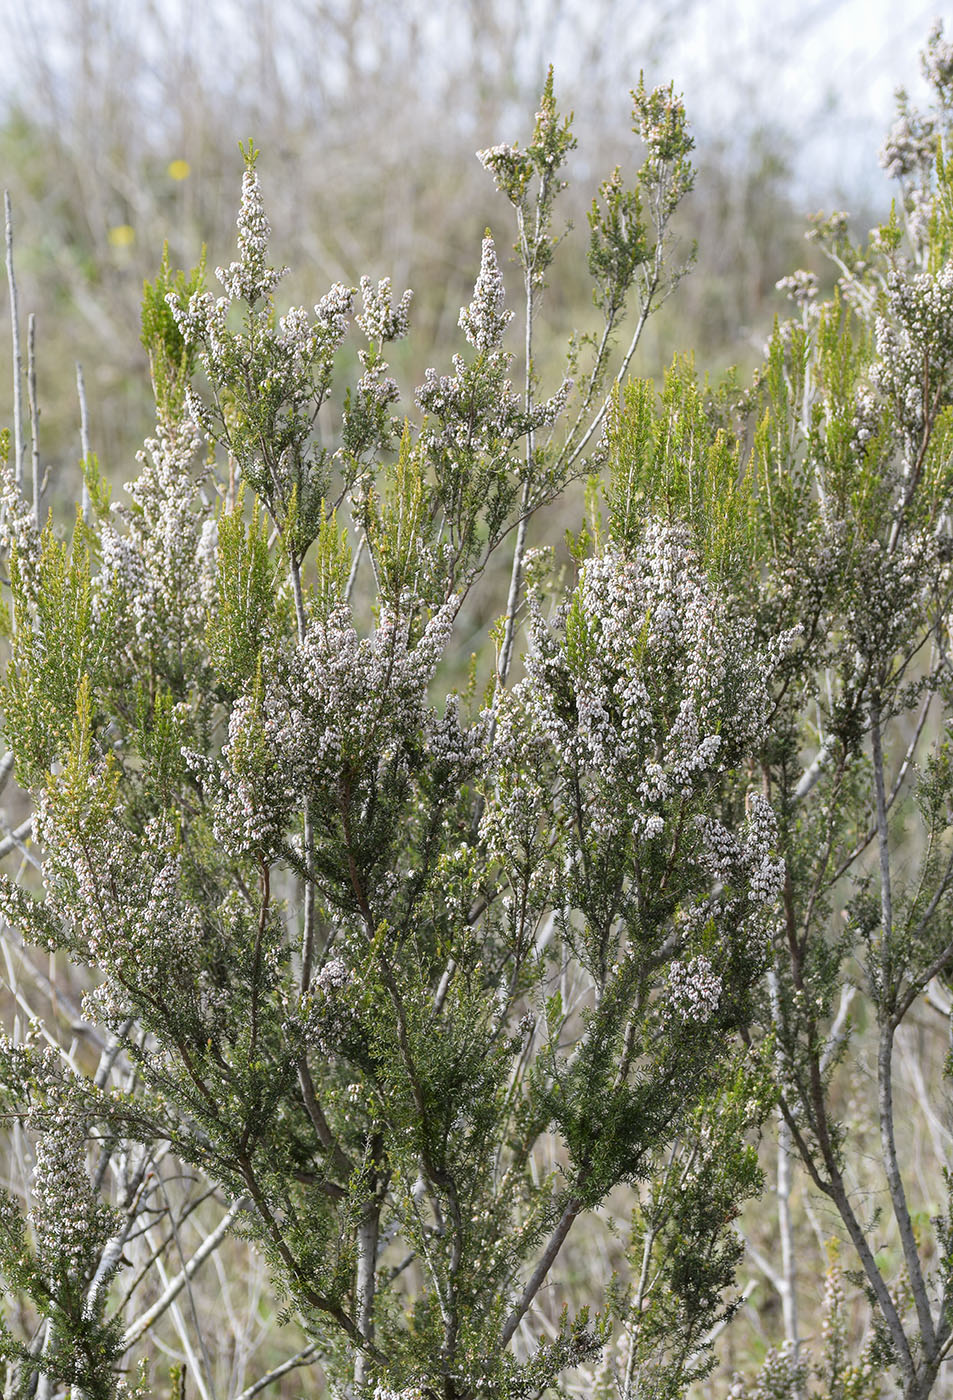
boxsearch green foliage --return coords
[81,453,112,518]
[208,487,278,693]
[1,519,117,786]
[596,1062,768,1400]
[631,73,695,215]
[479,67,576,280]
[141,242,206,422]
[604,360,755,585]
[366,424,434,610]
[588,168,648,316]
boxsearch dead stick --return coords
[76,361,91,518]
[4,192,23,487]
[27,314,39,522]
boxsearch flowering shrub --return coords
[0,73,776,1400]
[3,26,953,1400]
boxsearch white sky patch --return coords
[0,0,943,208]
[660,0,945,199]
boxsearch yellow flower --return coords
[167,159,191,181]
[107,224,135,248]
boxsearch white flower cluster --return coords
[198,693,291,859]
[850,385,880,453]
[314,282,356,345]
[276,305,319,367]
[168,211,355,466]
[776,269,819,306]
[820,1259,847,1354]
[480,776,553,910]
[172,280,355,390]
[477,143,519,168]
[194,599,479,874]
[502,525,782,814]
[695,795,782,908]
[316,957,352,992]
[665,954,723,1025]
[428,695,485,775]
[197,516,219,606]
[171,292,228,369]
[100,417,208,659]
[416,235,569,468]
[338,279,412,446]
[416,357,569,459]
[308,954,358,1056]
[476,142,531,204]
[879,109,936,182]
[741,794,785,907]
[30,1111,111,1279]
[458,236,513,352]
[416,355,516,452]
[923,20,953,99]
[37,780,205,1024]
[635,84,690,166]
[0,454,40,596]
[356,276,413,344]
[167,211,363,546]
[530,375,573,431]
[873,262,953,434]
[267,601,456,790]
[695,815,742,884]
[216,164,287,304]
[844,531,939,666]
[488,525,789,968]
[353,359,401,418]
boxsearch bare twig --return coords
[27,313,39,522]
[233,1346,319,1400]
[4,191,23,487]
[122,1194,249,1351]
[76,361,91,519]
[0,817,35,864]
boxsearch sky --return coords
[663,0,947,200]
[0,0,944,211]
